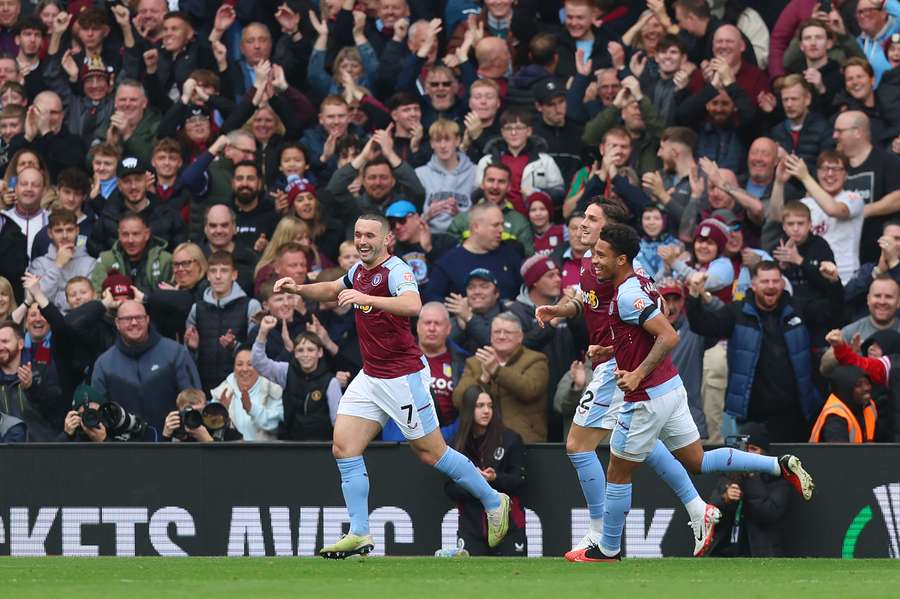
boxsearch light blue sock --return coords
[601,482,631,556]
[434,447,501,511]
[701,447,780,475]
[646,440,700,505]
[568,452,606,521]
[336,456,370,535]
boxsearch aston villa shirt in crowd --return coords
[426,351,456,423]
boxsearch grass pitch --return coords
[0,557,897,599]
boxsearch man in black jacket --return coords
[532,77,585,186]
[7,91,87,179]
[88,156,185,255]
[0,213,27,302]
[707,424,793,557]
[0,320,65,441]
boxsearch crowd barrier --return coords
[1,443,898,558]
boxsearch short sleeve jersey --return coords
[580,251,615,347]
[342,256,425,378]
[610,274,679,402]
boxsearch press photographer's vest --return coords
[809,394,877,443]
[195,297,250,390]
[282,362,332,441]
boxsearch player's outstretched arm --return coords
[274,277,342,302]
[337,289,422,317]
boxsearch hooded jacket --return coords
[89,237,173,295]
[415,152,478,233]
[28,244,97,312]
[91,327,201,433]
[812,365,878,442]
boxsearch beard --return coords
[234,188,258,204]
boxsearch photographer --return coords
[61,384,108,443]
[161,388,242,443]
[61,383,156,442]
[706,424,793,557]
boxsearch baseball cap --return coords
[117,156,149,178]
[659,283,684,298]
[533,77,566,104]
[385,200,418,218]
[102,270,135,299]
[465,267,498,287]
[185,104,212,121]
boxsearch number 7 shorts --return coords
[572,359,624,430]
[337,366,439,440]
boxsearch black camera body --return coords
[80,401,147,441]
[174,404,232,441]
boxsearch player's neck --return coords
[613,267,635,288]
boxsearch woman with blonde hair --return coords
[146,242,209,340]
[253,216,330,293]
[0,276,18,321]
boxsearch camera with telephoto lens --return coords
[80,401,147,441]
[174,404,232,441]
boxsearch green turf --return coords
[0,557,897,599]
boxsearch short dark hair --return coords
[674,0,710,19]
[483,161,512,179]
[751,260,781,278]
[233,160,260,177]
[163,11,194,27]
[567,210,586,225]
[816,149,850,171]
[598,223,640,262]
[207,250,235,269]
[662,126,698,151]
[293,330,325,351]
[14,15,47,36]
[56,167,91,195]
[657,34,687,54]
[48,208,77,228]
[529,32,558,67]
[591,197,628,225]
[276,141,309,166]
[358,212,390,233]
[387,91,421,112]
[119,211,149,228]
[499,107,533,128]
[0,320,22,340]
[363,155,393,174]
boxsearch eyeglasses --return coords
[116,315,148,324]
[501,124,528,132]
[173,259,195,270]
[818,165,845,174]
[833,126,858,134]
[856,7,881,16]
[428,81,453,88]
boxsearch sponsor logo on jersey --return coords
[633,298,647,311]
[582,289,599,310]
[403,271,416,283]
[355,304,373,313]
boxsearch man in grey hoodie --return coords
[415,119,477,233]
[184,251,261,391]
[27,209,96,313]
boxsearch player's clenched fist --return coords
[338,288,370,307]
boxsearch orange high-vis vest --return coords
[809,394,877,443]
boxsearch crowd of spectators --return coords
[1,0,899,448]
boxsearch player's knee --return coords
[565,435,585,455]
[332,439,353,460]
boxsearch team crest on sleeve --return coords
[633,297,647,311]
[372,273,383,286]
[404,272,415,282]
